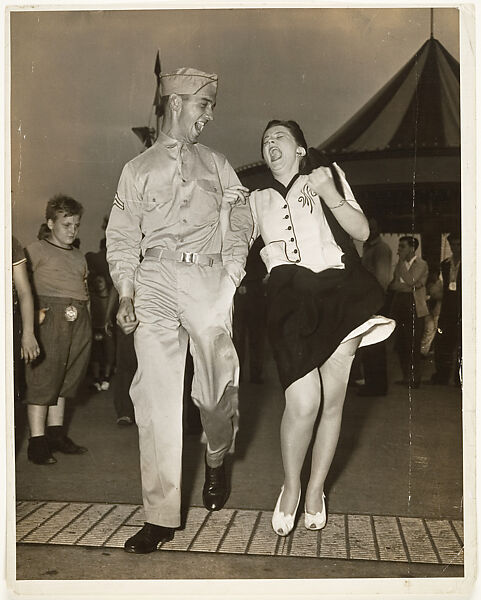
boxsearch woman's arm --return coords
[13,261,40,362]
[307,166,369,241]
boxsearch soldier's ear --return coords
[169,94,183,113]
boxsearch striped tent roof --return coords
[317,37,460,159]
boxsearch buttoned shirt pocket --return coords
[191,178,221,225]
[141,187,173,228]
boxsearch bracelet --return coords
[326,198,346,210]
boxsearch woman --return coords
[245,120,395,536]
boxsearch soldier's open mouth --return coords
[194,121,206,134]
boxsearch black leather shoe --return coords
[124,523,174,554]
[203,461,229,511]
[47,433,88,454]
[27,436,57,465]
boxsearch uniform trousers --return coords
[131,256,239,527]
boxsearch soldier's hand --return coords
[116,297,139,335]
[221,185,250,209]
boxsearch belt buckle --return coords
[181,251,196,264]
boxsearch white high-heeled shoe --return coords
[271,486,301,537]
[304,493,327,530]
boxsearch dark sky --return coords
[10,6,459,252]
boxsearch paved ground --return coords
[10,348,467,593]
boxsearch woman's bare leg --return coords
[279,368,321,514]
[305,336,362,514]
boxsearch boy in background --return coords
[89,274,115,391]
[24,195,91,465]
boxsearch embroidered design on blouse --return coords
[297,184,317,213]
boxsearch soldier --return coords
[106,66,252,553]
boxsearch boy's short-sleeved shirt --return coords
[26,239,89,301]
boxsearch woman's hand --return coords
[307,167,340,205]
[21,331,40,363]
[221,185,250,210]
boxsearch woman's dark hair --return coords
[45,194,83,222]
[261,120,310,174]
[261,120,346,199]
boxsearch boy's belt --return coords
[144,248,222,267]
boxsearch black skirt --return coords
[266,262,385,391]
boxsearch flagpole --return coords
[430,8,434,38]
[154,50,161,141]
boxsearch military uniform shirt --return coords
[107,131,253,298]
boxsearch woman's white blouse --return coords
[249,164,364,274]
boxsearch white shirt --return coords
[399,255,417,284]
[249,165,363,274]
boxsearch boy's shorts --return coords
[24,296,92,406]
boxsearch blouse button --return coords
[287,226,292,230]
[293,249,298,254]
[284,215,289,219]
[283,204,287,208]
[296,259,301,263]
[290,238,294,242]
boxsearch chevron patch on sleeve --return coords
[113,193,125,210]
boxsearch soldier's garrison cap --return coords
[160,67,218,101]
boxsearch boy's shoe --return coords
[46,426,88,454]
[92,381,102,392]
[27,436,57,465]
[100,380,110,391]
[117,416,134,426]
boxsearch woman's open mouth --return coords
[269,147,282,161]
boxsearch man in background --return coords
[389,236,428,389]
